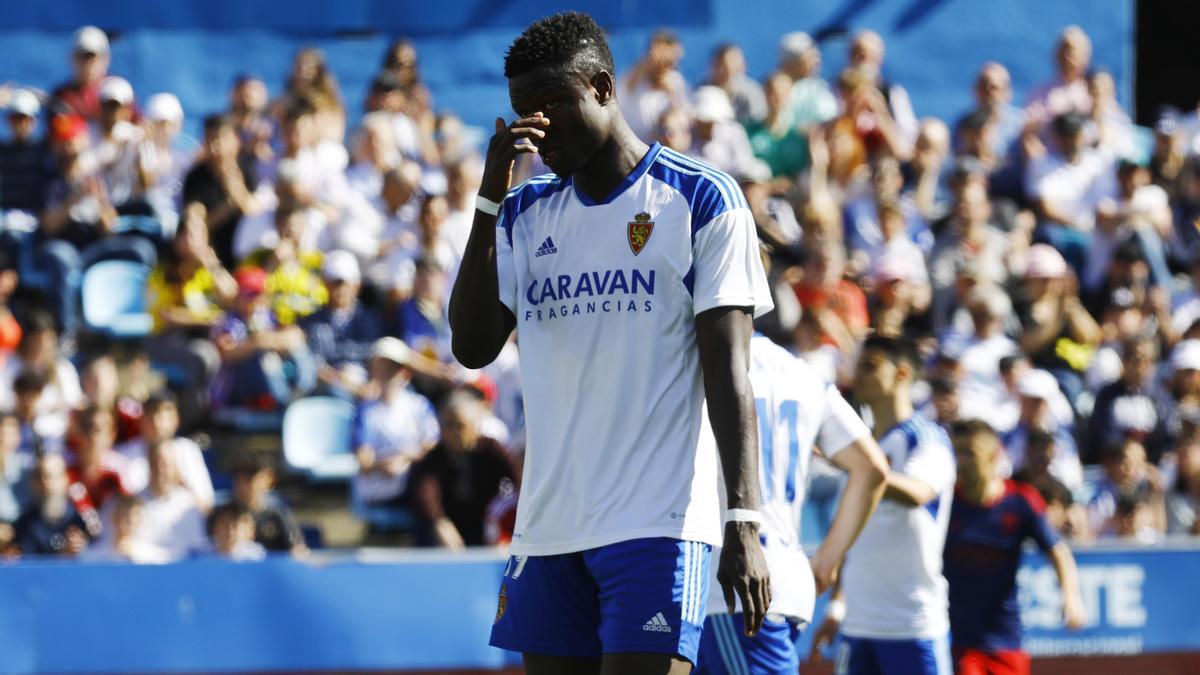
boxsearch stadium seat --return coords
[282,396,359,482]
[80,260,154,338]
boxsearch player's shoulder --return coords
[1005,479,1047,514]
[647,146,748,226]
[498,173,570,240]
[899,414,952,451]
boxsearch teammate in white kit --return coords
[448,13,774,675]
[810,335,957,675]
[695,334,888,675]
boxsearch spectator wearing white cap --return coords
[352,337,439,508]
[703,43,765,125]
[139,93,194,229]
[620,30,690,143]
[1014,243,1101,408]
[687,85,756,177]
[50,26,112,122]
[1000,368,1084,496]
[94,76,145,209]
[299,250,382,397]
[777,31,837,129]
[0,88,55,214]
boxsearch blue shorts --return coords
[489,538,712,663]
[695,613,803,675]
[835,634,952,675]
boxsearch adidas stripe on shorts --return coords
[696,613,803,675]
[489,537,711,663]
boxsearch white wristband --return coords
[724,508,762,525]
[825,598,846,622]
[475,195,502,216]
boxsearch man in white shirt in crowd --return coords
[137,440,208,560]
[949,286,1020,428]
[1025,111,1117,272]
[116,392,214,512]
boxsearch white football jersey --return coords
[841,414,956,640]
[489,144,772,555]
[705,334,870,622]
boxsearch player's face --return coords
[953,433,995,484]
[508,67,608,176]
[854,349,899,403]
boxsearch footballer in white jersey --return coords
[810,335,957,675]
[448,13,774,674]
[695,335,888,675]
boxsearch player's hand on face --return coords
[808,548,840,595]
[718,521,772,636]
[807,613,841,663]
[479,113,551,201]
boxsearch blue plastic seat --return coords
[282,396,358,482]
[80,260,154,338]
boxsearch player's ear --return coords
[592,70,615,106]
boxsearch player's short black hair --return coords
[861,334,921,374]
[504,12,615,79]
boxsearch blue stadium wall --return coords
[0,0,1133,141]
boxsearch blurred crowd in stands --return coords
[0,22,1199,562]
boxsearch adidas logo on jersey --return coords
[642,612,672,633]
[534,236,558,257]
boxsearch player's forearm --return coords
[820,443,886,564]
[448,211,514,368]
[882,471,936,507]
[697,307,761,511]
[1050,542,1082,602]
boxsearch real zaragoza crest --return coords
[627,211,654,255]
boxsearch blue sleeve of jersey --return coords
[1025,494,1060,553]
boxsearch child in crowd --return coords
[206,501,266,561]
[228,451,306,555]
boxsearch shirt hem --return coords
[509,526,721,556]
[693,295,774,319]
[841,624,950,641]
